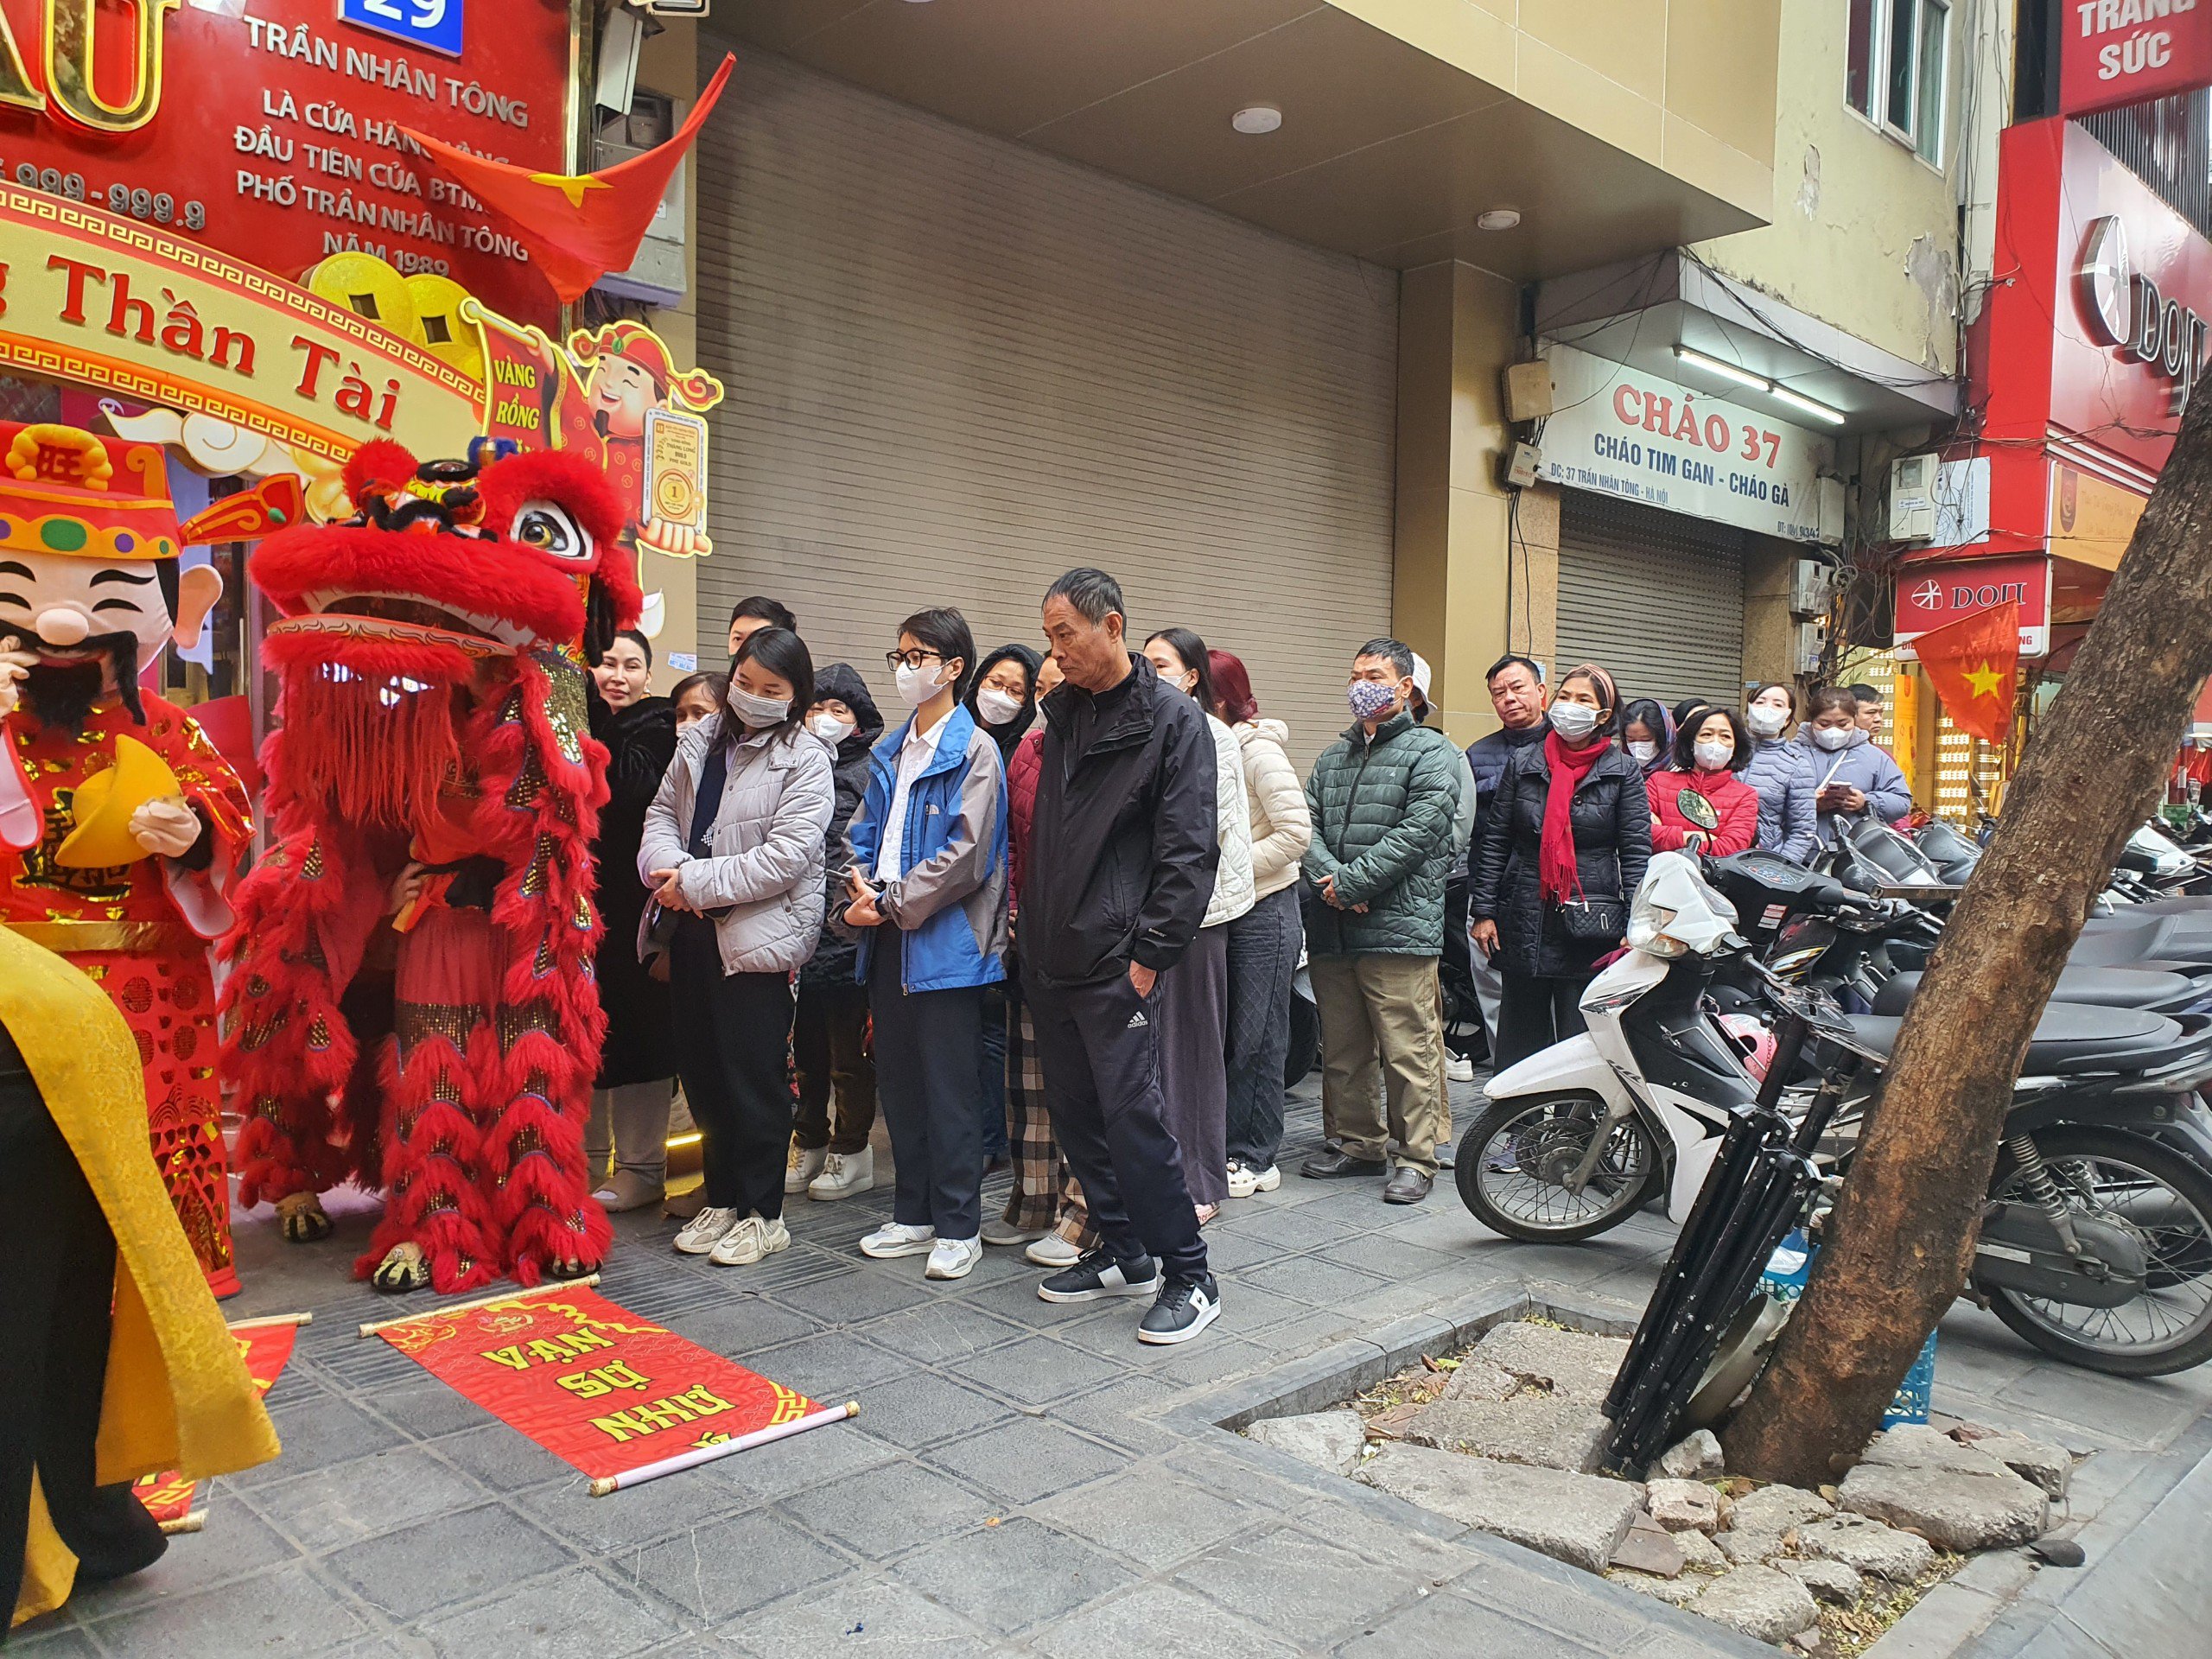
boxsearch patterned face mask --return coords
[1347,679,1399,721]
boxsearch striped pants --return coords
[1003,982,1094,1244]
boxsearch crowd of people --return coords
[582,568,1907,1348]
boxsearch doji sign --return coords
[1894,553,2053,658]
[2061,0,2212,118]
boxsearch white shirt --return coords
[876,709,950,883]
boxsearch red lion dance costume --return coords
[220,442,639,1294]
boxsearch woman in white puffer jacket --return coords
[1142,629,1252,1219]
[1211,649,1311,1197]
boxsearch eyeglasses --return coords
[886,649,944,671]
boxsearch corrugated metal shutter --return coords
[1555,492,1747,711]
[690,43,1398,769]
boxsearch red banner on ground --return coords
[370,1285,843,1490]
[134,1318,302,1530]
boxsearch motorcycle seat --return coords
[1841,1003,2185,1072]
[2071,918,2212,969]
[1871,966,2198,1015]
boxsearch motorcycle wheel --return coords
[1455,1093,1658,1243]
[1979,1127,2212,1378]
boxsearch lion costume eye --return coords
[511,502,589,563]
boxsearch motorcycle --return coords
[1455,853,2212,1376]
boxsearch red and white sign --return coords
[2061,0,2212,118]
[0,0,573,322]
[1894,554,2052,659]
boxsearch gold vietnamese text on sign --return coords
[0,0,180,134]
[2047,463,2145,573]
[0,185,481,460]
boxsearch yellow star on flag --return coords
[1962,661,2006,699]
[529,171,610,209]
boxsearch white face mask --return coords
[728,686,790,728]
[894,661,946,709]
[1626,740,1658,764]
[975,686,1024,726]
[1745,704,1790,739]
[1694,740,1734,771]
[806,713,856,744]
[1811,724,1857,752]
[1548,702,1602,741]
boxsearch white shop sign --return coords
[1537,343,1835,543]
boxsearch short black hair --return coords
[1670,696,1707,729]
[1847,683,1882,706]
[724,626,812,741]
[1619,698,1671,746]
[1486,652,1545,686]
[728,595,798,633]
[608,627,652,666]
[1145,627,1214,715]
[671,670,727,709]
[1675,704,1751,772]
[1808,685,1859,720]
[899,607,978,701]
[1355,637,1414,679]
[1044,568,1125,626]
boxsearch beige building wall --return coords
[634,25,702,694]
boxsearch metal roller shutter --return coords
[1555,492,1747,712]
[690,43,1398,769]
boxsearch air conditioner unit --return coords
[1889,454,1938,543]
[1788,559,1834,617]
[1792,619,1827,677]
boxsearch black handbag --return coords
[1552,893,1627,943]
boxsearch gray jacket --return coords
[637,715,837,976]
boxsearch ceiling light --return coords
[1475,207,1522,232]
[1674,345,1769,393]
[1231,105,1282,135]
[1768,385,1847,425]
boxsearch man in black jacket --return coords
[1024,568,1221,1344]
[1461,654,1548,1052]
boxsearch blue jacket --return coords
[844,704,1010,993]
[1738,736,1819,861]
[1802,732,1911,837]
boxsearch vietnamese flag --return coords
[406,54,735,306]
[1916,599,2021,744]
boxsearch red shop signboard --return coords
[1893,554,2053,659]
[2060,1,2212,118]
[0,0,575,325]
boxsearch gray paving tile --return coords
[325,1501,578,1619]
[1032,1465,1260,1568]
[1173,1525,1414,1649]
[718,1573,1007,1657]
[738,1331,912,1398]
[1137,1333,1276,1388]
[415,1566,682,1658]
[9,1624,102,1656]
[1050,1373,1188,1454]
[239,1446,493,1553]
[77,1560,368,1658]
[780,1459,999,1557]
[1031,1579,1299,1659]
[626,1509,850,1622]
[664,1295,818,1358]
[365,1377,509,1442]
[922,1417,1128,1504]
[1222,1203,1372,1249]
[515,1461,760,1554]
[65,1491,305,1620]
[842,1371,1017,1450]
[1236,1255,1390,1308]
[1332,1588,1609,1658]
[865,1300,1030,1364]
[227,1395,408,1487]
[949,1335,1122,1404]
[765,1267,938,1325]
[429,1421,574,1493]
[891,1516,1134,1637]
[1323,1231,1469,1282]
[719,1418,901,1502]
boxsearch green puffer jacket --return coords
[1300,709,1464,957]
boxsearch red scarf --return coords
[1540,731,1605,906]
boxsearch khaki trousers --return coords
[1311,954,1449,1175]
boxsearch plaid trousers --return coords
[1004,982,1093,1243]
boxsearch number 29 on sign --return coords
[341,0,462,59]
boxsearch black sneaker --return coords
[1138,1274,1221,1345]
[1037,1248,1161,1304]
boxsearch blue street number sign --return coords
[340,0,464,59]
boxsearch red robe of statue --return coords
[2,692,251,1295]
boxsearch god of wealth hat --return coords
[0,421,302,561]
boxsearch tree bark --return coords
[1721,382,2212,1489]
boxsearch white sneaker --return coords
[709,1214,791,1266]
[924,1236,982,1280]
[1226,1161,1282,1198]
[674,1205,741,1255]
[809,1147,874,1200]
[859,1221,937,1259]
[1446,1053,1476,1083]
[785,1142,827,1194]
[1025,1230,1083,1268]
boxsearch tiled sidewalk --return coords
[23,1077,2211,1657]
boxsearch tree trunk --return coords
[1721,383,2212,1489]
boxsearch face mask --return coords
[1745,705,1789,739]
[975,686,1024,726]
[806,713,856,744]
[1626,740,1658,764]
[1694,740,1733,772]
[1548,701,1601,741]
[728,687,790,728]
[1811,724,1858,752]
[894,662,944,709]
[1347,679,1399,721]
